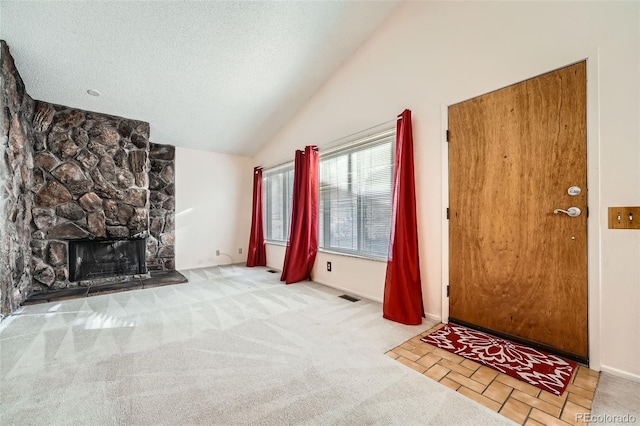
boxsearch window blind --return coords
[263,164,294,242]
[318,133,394,259]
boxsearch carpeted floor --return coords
[590,372,640,425]
[0,265,514,425]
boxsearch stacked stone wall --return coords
[0,41,35,314]
[147,143,175,271]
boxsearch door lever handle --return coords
[553,207,581,217]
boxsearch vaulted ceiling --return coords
[1,1,399,156]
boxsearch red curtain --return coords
[281,146,319,284]
[246,166,267,267]
[383,109,424,325]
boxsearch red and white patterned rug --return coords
[421,323,577,395]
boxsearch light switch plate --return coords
[608,207,640,229]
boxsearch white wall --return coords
[266,244,388,303]
[253,2,640,379]
[175,147,253,270]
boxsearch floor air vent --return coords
[339,294,360,303]
[267,269,278,273]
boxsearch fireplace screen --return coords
[69,239,147,282]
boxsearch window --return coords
[263,164,294,243]
[319,131,394,259]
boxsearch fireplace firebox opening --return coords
[68,239,147,282]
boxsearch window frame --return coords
[262,163,294,244]
[318,130,396,261]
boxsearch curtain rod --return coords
[262,117,399,172]
[322,117,398,149]
[320,127,395,157]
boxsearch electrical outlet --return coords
[238,248,242,254]
[216,250,220,256]
[326,261,332,272]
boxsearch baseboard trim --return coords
[600,365,640,383]
[312,279,382,303]
[425,313,441,323]
[310,279,442,326]
[178,261,245,270]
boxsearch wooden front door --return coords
[448,62,588,361]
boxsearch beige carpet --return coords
[1,265,514,425]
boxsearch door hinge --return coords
[446,130,450,142]
[446,285,450,297]
[446,207,450,219]
[586,206,589,218]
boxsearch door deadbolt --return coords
[567,186,581,196]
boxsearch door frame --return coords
[440,53,602,370]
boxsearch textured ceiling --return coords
[0,1,399,156]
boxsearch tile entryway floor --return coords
[386,324,599,425]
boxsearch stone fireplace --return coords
[1,40,177,314]
[29,101,152,291]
